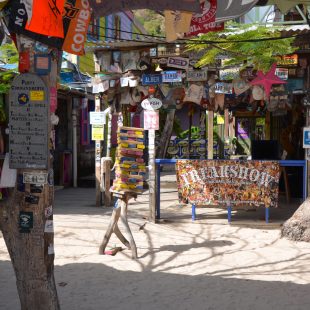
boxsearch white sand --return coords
[1,187,310,310]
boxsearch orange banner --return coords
[25,0,65,38]
[62,0,91,56]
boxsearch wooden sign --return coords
[9,73,49,169]
[167,57,189,70]
[176,160,280,207]
[187,70,208,81]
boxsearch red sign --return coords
[186,0,224,37]
[18,52,30,73]
[144,111,159,130]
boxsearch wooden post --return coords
[101,157,112,207]
[224,108,229,139]
[188,104,193,159]
[99,193,137,259]
[208,111,214,159]
[265,111,271,140]
[148,129,156,223]
[95,96,102,207]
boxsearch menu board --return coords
[9,73,49,169]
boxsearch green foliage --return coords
[0,43,18,93]
[134,9,165,36]
[186,23,297,72]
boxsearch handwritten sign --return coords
[176,160,280,207]
[9,73,49,169]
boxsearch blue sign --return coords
[142,74,162,85]
[303,127,310,148]
[18,93,29,105]
[162,71,182,83]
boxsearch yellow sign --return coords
[278,54,298,66]
[30,91,44,101]
[217,115,224,125]
[92,125,104,141]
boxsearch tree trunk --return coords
[157,109,176,158]
[0,36,60,309]
[281,198,310,242]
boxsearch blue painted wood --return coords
[192,204,196,221]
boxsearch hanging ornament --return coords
[250,63,286,98]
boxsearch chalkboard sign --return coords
[9,73,49,169]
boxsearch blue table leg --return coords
[265,207,269,224]
[156,164,161,219]
[227,206,232,223]
[192,204,196,221]
[303,162,307,201]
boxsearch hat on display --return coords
[233,78,250,95]
[252,85,265,100]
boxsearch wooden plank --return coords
[208,111,214,159]
[95,96,102,207]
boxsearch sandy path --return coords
[1,188,310,310]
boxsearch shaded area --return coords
[1,260,310,310]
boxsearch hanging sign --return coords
[18,51,30,73]
[215,82,233,94]
[9,73,49,169]
[176,160,280,207]
[92,125,104,141]
[303,127,310,148]
[6,0,91,56]
[89,111,106,125]
[185,0,224,37]
[141,97,162,111]
[167,57,189,70]
[142,74,163,85]
[162,71,182,83]
[275,68,289,80]
[144,111,159,130]
[278,54,298,66]
[187,70,208,81]
[219,67,240,81]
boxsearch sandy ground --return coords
[1,187,310,310]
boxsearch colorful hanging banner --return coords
[6,0,91,56]
[25,0,65,38]
[176,160,280,207]
[185,0,224,37]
